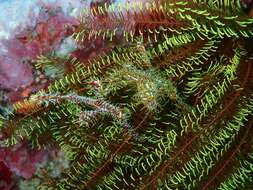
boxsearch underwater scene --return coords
[0,0,253,189]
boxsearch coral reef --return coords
[1,0,253,189]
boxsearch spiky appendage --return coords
[1,0,253,189]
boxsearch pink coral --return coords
[0,5,79,102]
[0,162,13,190]
[0,55,34,91]
[0,142,47,179]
